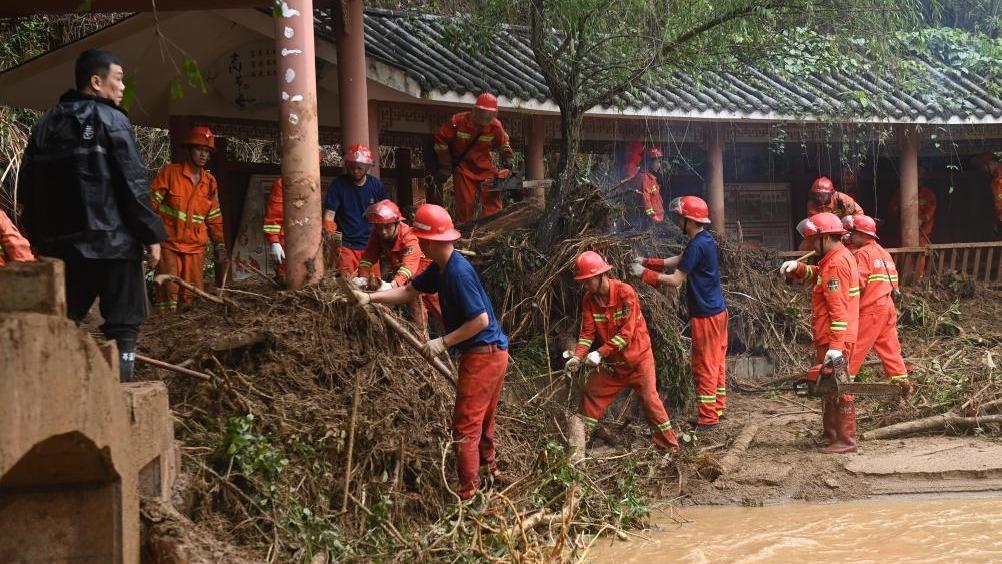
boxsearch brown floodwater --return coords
[587,497,1002,563]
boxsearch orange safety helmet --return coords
[474,92,498,112]
[185,126,215,150]
[412,204,461,241]
[843,214,879,239]
[346,144,375,166]
[800,212,845,238]
[811,176,835,194]
[366,199,402,224]
[574,251,613,280]
[668,196,711,224]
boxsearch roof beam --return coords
[0,0,335,16]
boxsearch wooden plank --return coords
[936,247,947,276]
[984,247,995,283]
[961,248,970,276]
[973,248,983,279]
[949,248,958,273]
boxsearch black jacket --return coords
[18,90,166,260]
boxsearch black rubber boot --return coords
[117,338,137,383]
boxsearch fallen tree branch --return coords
[136,353,211,381]
[863,414,1002,440]
[705,421,760,481]
[154,273,240,308]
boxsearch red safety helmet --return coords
[346,144,375,166]
[647,147,663,159]
[412,203,461,241]
[801,212,845,238]
[574,251,613,280]
[811,176,835,194]
[475,92,498,112]
[843,214,879,239]
[185,126,215,150]
[668,196,711,224]
[366,199,402,224]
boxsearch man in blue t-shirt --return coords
[323,144,389,276]
[355,204,508,500]
[630,196,728,429]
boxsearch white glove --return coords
[585,350,602,367]
[629,261,646,277]
[377,281,393,292]
[422,337,447,357]
[270,242,285,264]
[351,289,371,306]
[564,356,582,373]
[824,349,844,364]
[780,260,798,275]
[351,276,368,288]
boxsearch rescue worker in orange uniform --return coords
[975,152,1002,230]
[631,196,727,430]
[262,177,287,269]
[0,209,35,267]
[150,126,226,313]
[635,147,665,224]
[564,251,680,452]
[807,176,864,218]
[780,213,860,454]
[358,204,509,500]
[889,170,937,245]
[841,215,913,397]
[433,93,515,223]
[323,144,389,276]
[353,199,443,338]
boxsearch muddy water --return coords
[588,498,1002,563]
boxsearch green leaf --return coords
[169,77,184,100]
[181,56,207,94]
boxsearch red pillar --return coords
[335,0,369,150]
[367,100,380,177]
[526,114,546,208]
[706,123,726,236]
[275,0,323,289]
[898,126,920,247]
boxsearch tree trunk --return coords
[539,106,584,247]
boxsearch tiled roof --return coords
[321,8,1002,124]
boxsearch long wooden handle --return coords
[136,354,211,381]
[796,250,816,262]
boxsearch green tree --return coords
[422,0,927,241]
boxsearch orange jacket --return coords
[636,171,665,222]
[890,187,936,244]
[0,209,35,267]
[852,239,898,312]
[993,171,1002,223]
[262,178,284,245]
[790,245,859,351]
[573,278,654,372]
[357,222,431,287]
[807,192,864,218]
[151,162,224,254]
[433,112,514,181]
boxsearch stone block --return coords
[122,382,176,500]
[0,258,66,316]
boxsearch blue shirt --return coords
[411,252,509,351]
[322,174,389,250]
[677,229,726,318]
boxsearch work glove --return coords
[270,242,285,264]
[780,260,799,275]
[435,168,452,183]
[377,281,393,292]
[585,350,602,368]
[564,356,582,373]
[214,243,228,262]
[351,276,368,288]
[422,337,448,358]
[824,349,844,365]
[351,289,371,306]
[502,158,515,171]
[629,261,646,277]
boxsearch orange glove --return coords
[643,257,667,272]
[641,268,662,287]
[323,219,337,234]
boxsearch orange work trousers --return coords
[579,355,679,450]
[848,297,908,381]
[453,168,502,224]
[691,310,729,425]
[155,247,205,313]
[454,347,508,499]
[338,247,380,279]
